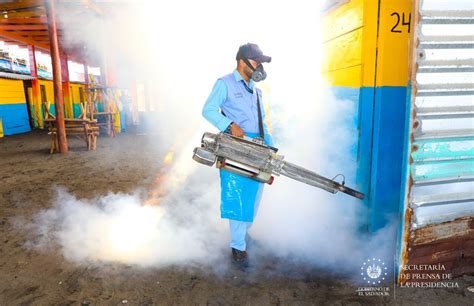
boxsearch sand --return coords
[0,130,472,305]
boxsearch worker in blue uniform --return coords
[202,43,273,266]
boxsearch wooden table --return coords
[45,118,99,153]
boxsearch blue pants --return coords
[228,196,261,251]
[229,220,252,251]
[220,131,266,251]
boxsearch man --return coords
[202,43,273,266]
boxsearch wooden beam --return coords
[4,41,28,48]
[7,25,48,34]
[0,0,43,11]
[0,28,49,50]
[7,31,62,38]
[0,17,47,24]
[1,11,45,19]
[8,30,48,35]
[0,25,47,30]
[8,28,63,32]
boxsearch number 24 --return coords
[391,12,411,33]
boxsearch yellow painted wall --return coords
[0,78,30,135]
[71,83,86,119]
[375,0,412,86]
[322,0,364,41]
[0,79,26,104]
[322,0,411,88]
[62,83,73,119]
[27,87,34,125]
[39,79,54,103]
[322,0,369,88]
[322,27,363,74]
[70,83,86,103]
[360,1,379,87]
[38,80,89,118]
[39,79,72,118]
[39,81,86,103]
[35,80,122,133]
[112,89,121,133]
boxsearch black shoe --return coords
[231,248,249,268]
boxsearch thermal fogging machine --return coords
[192,132,365,200]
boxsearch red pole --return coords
[60,51,73,118]
[45,0,68,153]
[83,63,91,115]
[28,45,43,128]
[83,62,90,101]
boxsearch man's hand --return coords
[230,122,245,137]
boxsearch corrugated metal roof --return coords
[0,71,35,81]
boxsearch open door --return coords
[23,80,34,129]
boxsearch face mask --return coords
[243,58,267,82]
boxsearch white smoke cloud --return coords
[30,167,229,269]
[24,0,399,280]
[252,89,398,275]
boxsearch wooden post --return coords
[83,62,90,112]
[83,63,90,90]
[45,0,68,153]
[60,51,73,118]
[27,45,43,128]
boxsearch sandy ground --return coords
[0,130,473,305]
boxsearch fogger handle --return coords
[240,135,278,153]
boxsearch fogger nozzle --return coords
[192,132,365,200]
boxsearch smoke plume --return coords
[26,0,398,281]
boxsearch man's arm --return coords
[202,80,233,131]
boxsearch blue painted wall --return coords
[73,103,82,118]
[369,86,408,231]
[328,85,408,231]
[0,103,31,135]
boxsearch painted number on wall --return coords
[391,12,411,33]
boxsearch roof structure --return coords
[0,70,35,79]
[0,0,106,65]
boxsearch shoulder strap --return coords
[256,91,264,140]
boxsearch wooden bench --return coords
[89,86,120,138]
[92,111,116,138]
[44,101,99,153]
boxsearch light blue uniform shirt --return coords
[202,70,273,146]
